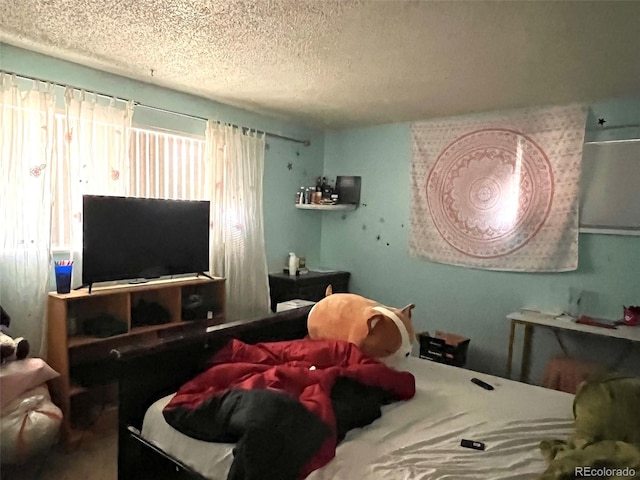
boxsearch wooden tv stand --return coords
[46,276,225,447]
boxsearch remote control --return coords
[471,377,494,390]
[461,439,485,450]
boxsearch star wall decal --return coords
[287,162,292,170]
[376,235,381,241]
[598,118,607,126]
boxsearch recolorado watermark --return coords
[575,466,636,478]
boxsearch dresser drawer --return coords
[296,285,327,301]
[268,271,350,312]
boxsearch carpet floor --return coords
[1,430,117,480]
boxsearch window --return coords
[51,121,205,250]
[128,127,206,200]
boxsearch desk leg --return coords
[520,324,534,383]
[506,320,516,379]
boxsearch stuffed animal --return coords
[307,286,416,365]
[0,306,29,364]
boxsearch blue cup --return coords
[55,265,73,294]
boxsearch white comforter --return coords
[142,356,574,480]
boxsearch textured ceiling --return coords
[1,0,640,129]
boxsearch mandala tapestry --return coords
[409,105,587,272]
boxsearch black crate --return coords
[418,332,470,368]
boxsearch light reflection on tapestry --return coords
[409,105,587,272]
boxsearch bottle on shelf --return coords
[329,179,338,204]
[288,252,298,276]
[297,186,305,204]
[304,188,311,204]
[322,177,333,200]
[321,177,329,199]
[313,177,322,204]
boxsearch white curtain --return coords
[63,88,134,288]
[204,122,270,320]
[0,74,57,357]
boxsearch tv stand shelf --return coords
[47,276,225,448]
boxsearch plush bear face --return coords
[360,305,415,361]
[0,333,18,363]
[307,290,416,363]
[0,333,29,363]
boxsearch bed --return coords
[115,305,574,480]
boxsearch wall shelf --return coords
[295,204,357,211]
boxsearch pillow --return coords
[307,287,416,366]
[0,358,59,408]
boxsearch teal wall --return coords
[0,43,324,274]
[5,43,640,383]
[322,101,640,383]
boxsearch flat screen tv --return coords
[82,195,210,286]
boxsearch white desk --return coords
[506,310,640,383]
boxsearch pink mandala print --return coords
[426,129,554,258]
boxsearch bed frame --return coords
[113,305,312,480]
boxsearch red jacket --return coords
[164,338,416,478]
